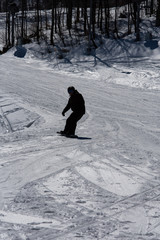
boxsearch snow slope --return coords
[0,38,160,240]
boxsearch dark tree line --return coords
[1,0,160,51]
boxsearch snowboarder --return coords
[60,86,85,137]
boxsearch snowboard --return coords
[57,132,78,138]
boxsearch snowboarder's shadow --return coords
[77,137,92,140]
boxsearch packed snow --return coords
[0,18,160,240]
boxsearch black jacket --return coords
[63,90,85,115]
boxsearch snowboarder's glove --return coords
[62,111,65,116]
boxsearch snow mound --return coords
[0,93,40,133]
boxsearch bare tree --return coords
[156,0,160,26]
[104,0,110,37]
[21,0,27,40]
[114,0,119,38]
[66,0,73,36]
[50,0,55,45]
[36,0,40,42]
[127,0,132,34]
[150,0,154,16]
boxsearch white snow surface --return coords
[0,37,160,240]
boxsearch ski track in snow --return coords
[0,53,160,239]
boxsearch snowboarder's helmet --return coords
[68,86,75,93]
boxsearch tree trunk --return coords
[150,0,154,16]
[114,0,119,38]
[67,0,72,30]
[128,0,131,34]
[21,0,27,39]
[104,0,110,37]
[50,0,54,45]
[156,0,160,26]
[36,0,40,43]
[83,1,87,35]
[92,0,96,39]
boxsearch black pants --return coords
[64,112,84,135]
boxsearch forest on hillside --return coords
[0,0,160,53]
